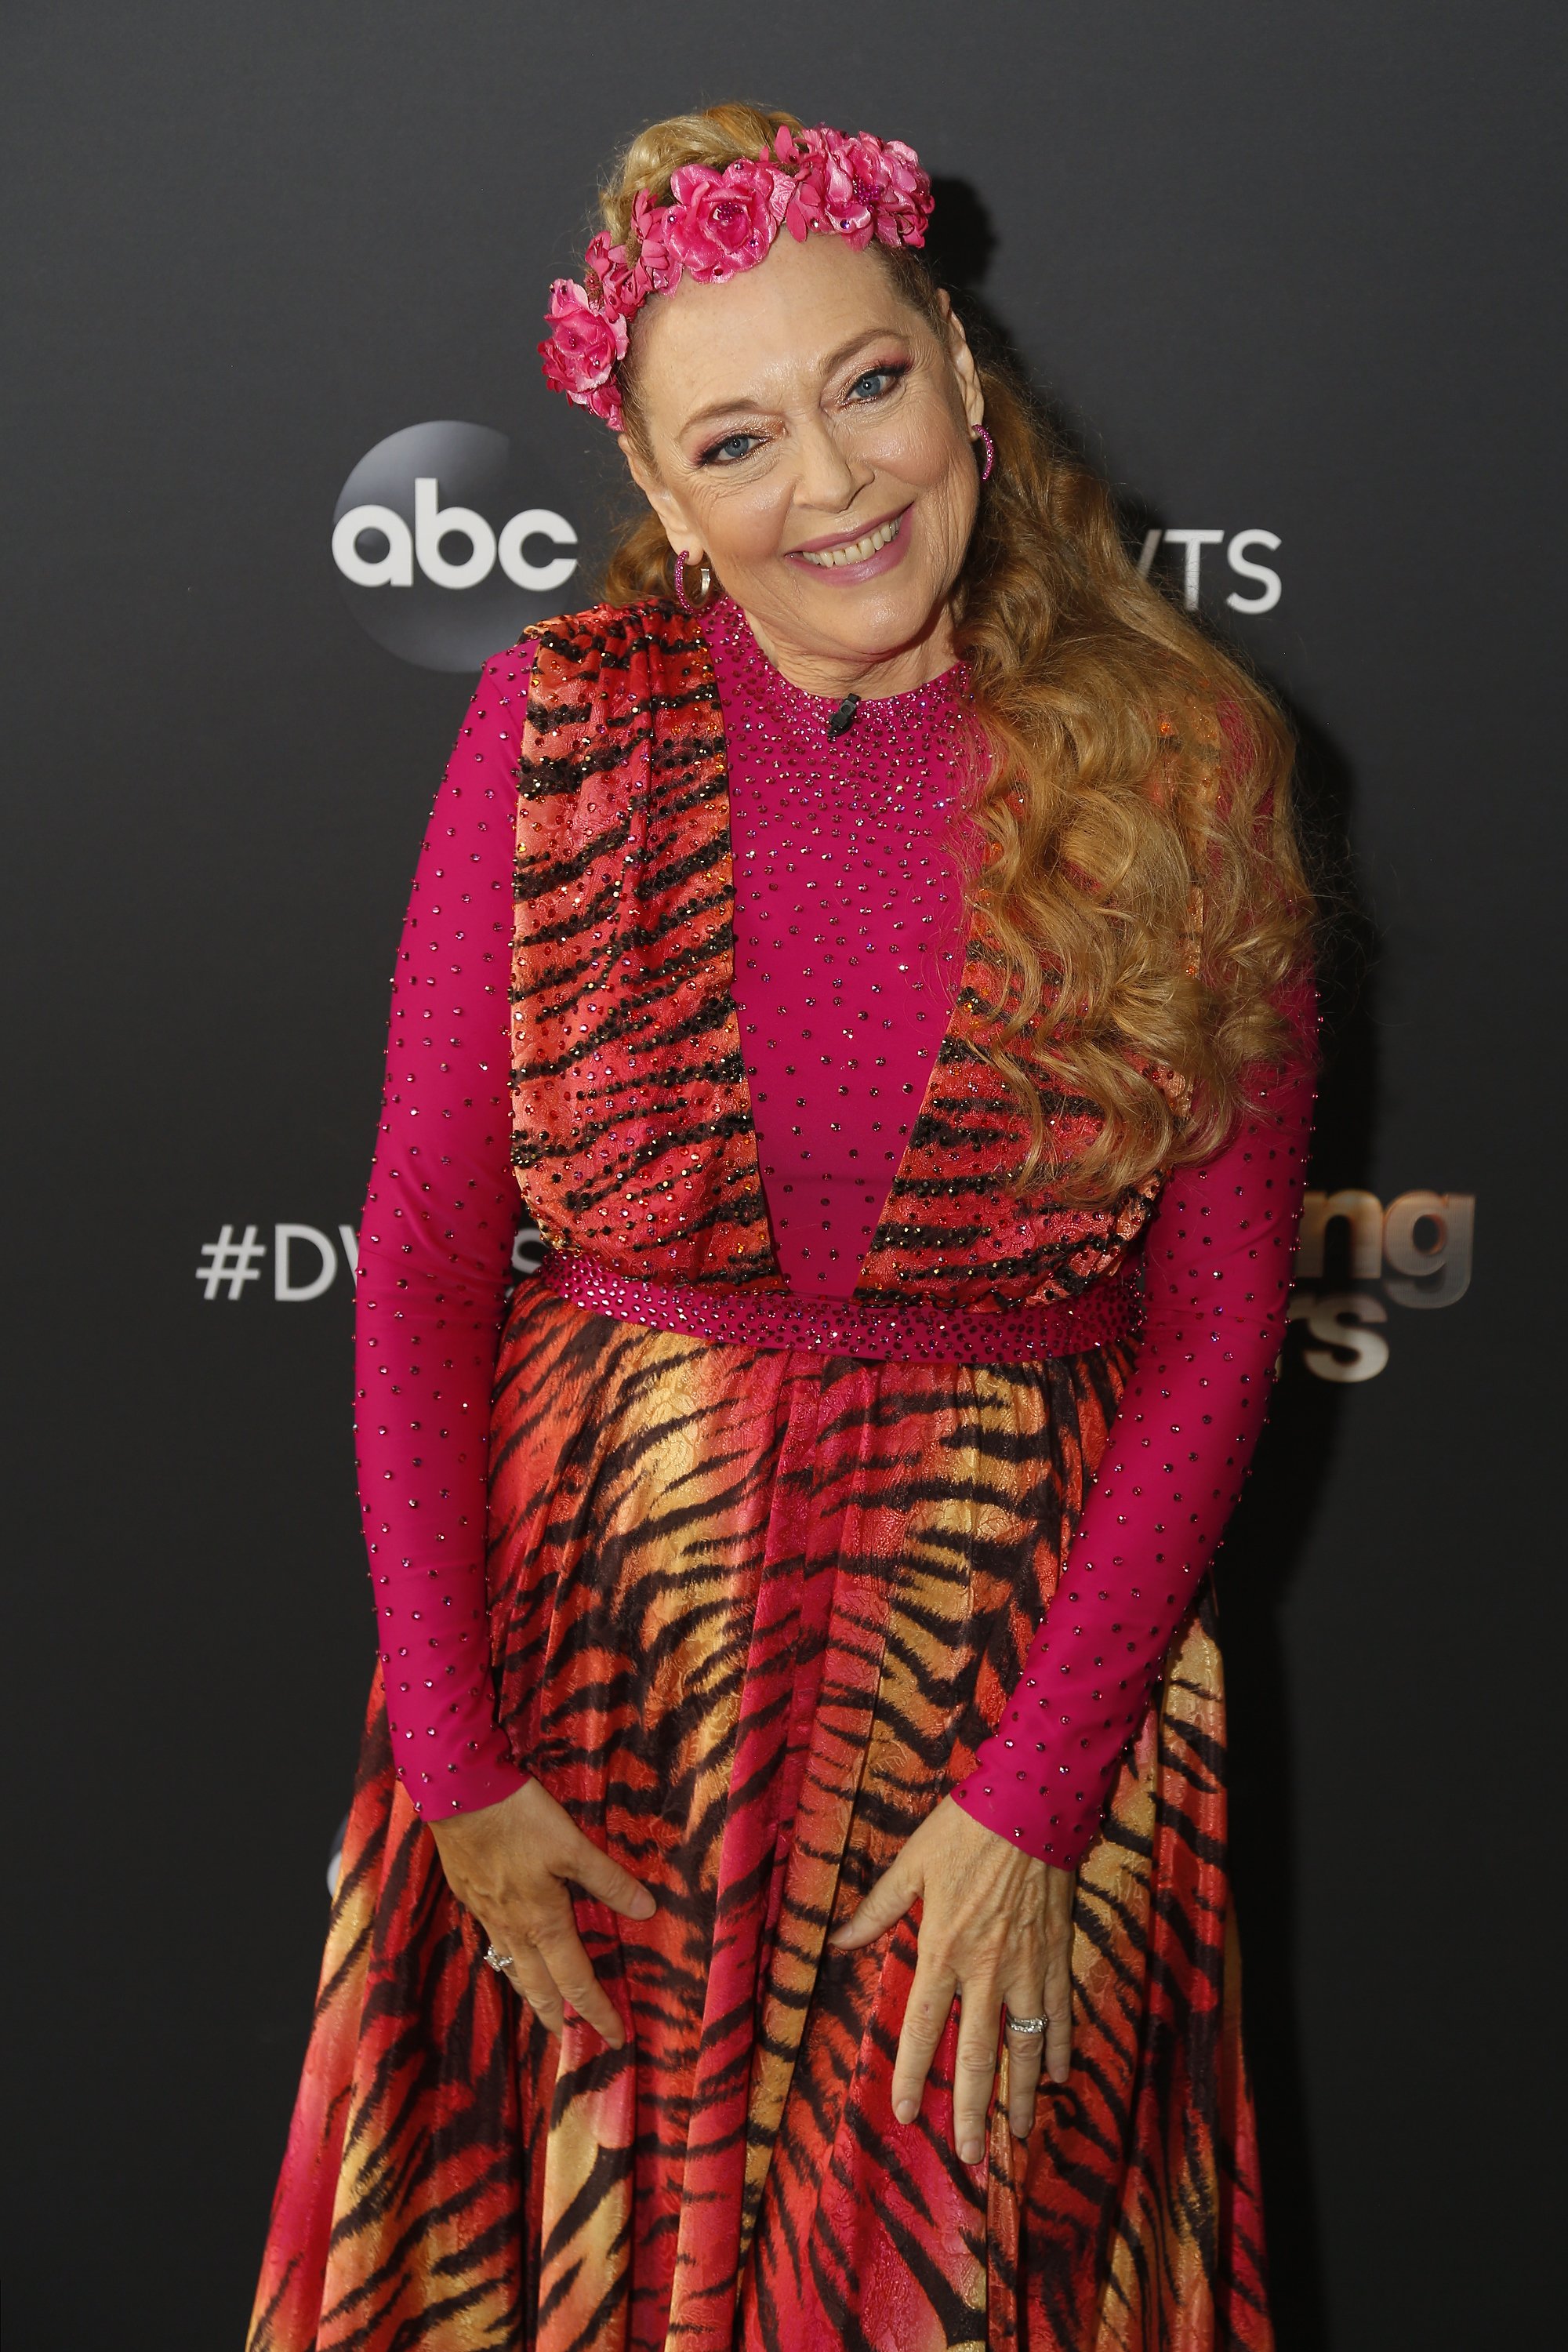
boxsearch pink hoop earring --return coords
[973,426,995,483]
[673,549,712,612]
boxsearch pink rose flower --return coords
[764,126,823,241]
[581,231,648,318]
[630,187,679,295]
[664,158,784,285]
[539,278,627,426]
[860,136,934,248]
[544,277,627,379]
[786,128,934,253]
[576,377,625,431]
[797,129,877,249]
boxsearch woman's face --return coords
[621,230,985,693]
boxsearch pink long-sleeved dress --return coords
[250,595,1308,2352]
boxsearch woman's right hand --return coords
[428,1778,655,2048]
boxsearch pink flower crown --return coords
[539,124,935,432]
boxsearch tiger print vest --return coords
[508,601,1163,1309]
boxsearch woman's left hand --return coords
[829,1795,1075,2162]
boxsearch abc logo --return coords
[332,420,579,673]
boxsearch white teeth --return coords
[798,516,900,568]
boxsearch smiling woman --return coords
[249,102,1316,2352]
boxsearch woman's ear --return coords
[619,436,706,568]
[936,292,985,434]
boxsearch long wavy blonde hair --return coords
[594,104,1314,1200]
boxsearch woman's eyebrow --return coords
[677,327,911,435]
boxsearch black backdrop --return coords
[5,6,1565,2347]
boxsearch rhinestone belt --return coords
[534,1248,1142,1366]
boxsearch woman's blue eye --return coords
[702,432,760,465]
[848,365,905,401]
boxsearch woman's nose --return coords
[790,418,869,514]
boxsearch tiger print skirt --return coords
[248,1285,1272,2352]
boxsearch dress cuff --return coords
[386,1678,532,1820]
[949,1769,1105,1870]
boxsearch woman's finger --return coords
[1001,1996,1047,2138]
[952,1976,1004,2165]
[561,1828,657,1922]
[1043,1941,1073,2085]
[828,1850,920,1951]
[504,1941,564,2036]
[890,1951,956,2128]
[1042,1866,1076,2085]
[529,1906,627,2049]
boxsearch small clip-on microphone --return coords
[827,693,861,738]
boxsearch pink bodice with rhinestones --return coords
[705,596,969,1294]
[354,612,1314,1861]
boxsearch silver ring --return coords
[1005,2012,1048,2037]
[484,1944,517,1974]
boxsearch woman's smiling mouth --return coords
[787,507,911,577]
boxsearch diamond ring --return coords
[1004,2012,1048,2037]
[484,1944,517,1974]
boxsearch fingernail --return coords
[631,1893,655,1918]
[894,2098,917,2125]
[959,2137,982,2165]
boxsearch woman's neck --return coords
[738,601,958,702]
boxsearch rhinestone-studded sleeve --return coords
[952,972,1318,1866]
[352,644,537,1819]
